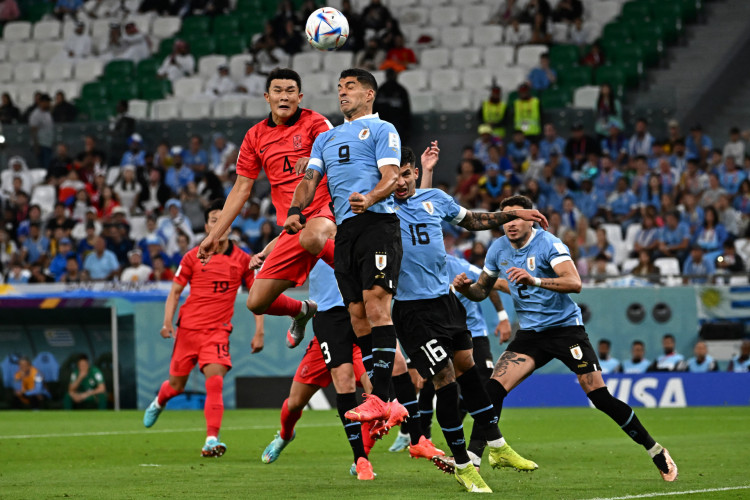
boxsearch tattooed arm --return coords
[453,270,498,302]
[283,169,322,234]
[457,208,549,231]
[505,259,582,294]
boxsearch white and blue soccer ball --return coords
[305,7,349,51]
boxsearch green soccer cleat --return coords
[455,464,492,493]
[488,443,538,471]
[201,437,226,457]
[143,398,163,428]
[261,430,295,463]
[389,432,410,452]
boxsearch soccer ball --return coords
[305,7,349,51]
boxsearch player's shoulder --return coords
[416,188,452,203]
[300,108,329,124]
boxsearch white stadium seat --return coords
[44,59,74,81]
[472,26,503,47]
[74,58,104,80]
[13,61,42,82]
[172,76,204,98]
[460,5,492,24]
[0,42,7,61]
[29,168,47,187]
[439,26,471,48]
[551,23,569,43]
[429,68,461,92]
[624,223,641,249]
[406,26,439,48]
[8,41,37,62]
[212,96,246,118]
[399,7,428,26]
[484,46,515,67]
[621,258,639,274]
[516,44,549,68]
[292,51,322,74]
[322,51,353,74]
[245,98,269,117]
[128,99,150,119]
[429,6,459,27]
[461,67,494,92]
[197,55,228,78]
[388,0,418,8]
[302,73,332,96]
[574,85,600,109]
[152,16,182,39]
[305,95,340,117]
[451,47,482,69]
[0,62,13,82]
[397,69,428,92]
[419,47,450,69]
[3,21,32,42]
[150,99,180,120]
[62,20,77,39]
[91,19,112,40]
[180,99,211,119]
[371,69,386,86]
[654,257,680,276]
[31,185,56,217]
[38,40,64,62]
[32,20,62,41]
[590,1,622,25]
[129,215,148,241]
[128,14,154,35]
[494,66,527,92]
[48,80,82,99]
[229,53,254,80]
[410,91,435,114]
[434,91,471,112]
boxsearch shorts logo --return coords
[569,344,583,360]
[422,201,434,215]
[293,135,303,149]
[375,253,387,271]
[527,256,536,271]
[359,128,370,140]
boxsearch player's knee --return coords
[392,353,408,375]
[246,293,268,314]
[330,367,356,393]
[286,396,306,412]
[205,374,223,394]
[363,302,390,326]
[298,230,325,255]
[169,378,187,393]
[431,364,455,390]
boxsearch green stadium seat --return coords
[157,37,176,59]
[107,81,139,101]
[635,38,662,67]
[181,16,211,35]
[213,15,240,35]
[602,22,632,42]
[548,45,580,67]
[238,11,267,37]
[80,82,108,101]
[620,1,652,22]
[25,2,53,22]
[139,79,172,100]
[540,87,572,109]
[556,65,592,88]
[217,35,247,56]
[136,58,161,77]
[676,0,701,22]
[191,38,218,58]
[103,60,135,80]
[595,65,627,89]
[610,44,644,65]
[652,4,684,42]
[614,59,643,88]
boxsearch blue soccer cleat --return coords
[202,437,227,457]
[143,398,163,428]
[261,430,295,463]
[389,432,410,452]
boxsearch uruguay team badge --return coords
[422,201,434,215]
[359,128,370,140]
[569,345,583,360]
[375,253,387,270]
[527,256,536,271]
[293,134,303,149]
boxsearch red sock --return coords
[316,238,335,268]
[265,294,303,317]
[204,375,224,437]
[280,398,302,441]
[157,380,181,407]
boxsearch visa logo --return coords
[596,377,687,408]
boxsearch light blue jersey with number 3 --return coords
[484,228,582,331]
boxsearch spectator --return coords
[236,60,265,97]
[157,39,195,82]
[632,214,660,255]
[380,34,416,73]
[700,173,727,208]
[477,164,505,211]
[567,18,590,46]
[589,253,616,283]
[723,127,745,164]
[656,211,691,262]
[0,92,21,124]
[254,35,288,74]
[716,194,744,237]
[529,12,551,44]
[685,340,718,372]
[149,254,175,281]
[138,167,171,213]
[669,138,688,172]
[631,249,660,283]
[686,124,712,163]
[120,248,152,282]
[12,356,49,409]
[278,18,304,55]
[373,68,412,143]
[57,20,92,61]
[51,91,77,123]
[64,354,107,410]
[54,0,83,20]
[594,84,623,136]
[527,53,556,91]
[580,41,604,68]
[694,206,728,261]
[453,160,480,207]
[362,0,393,32]
[355,38,386,71]
[59,255,87,283]
[0,0,20,22]
[6,261,31,284]
[552,0,582,23]
[46,202,76,238]
[0,156,32,196]
[720,156,745,195]
[600,121,628,165]
[593,156,621,199]
[627,118,654,158]
[522,143,546,182]
[607,177,637,226]
[158,199,194,255]
[99,23,126,60]
[597,339,621,374]
[165,147,195,194]
[519,0,550,24]
[0,228,19,269]
[83,236,120,281]
[682,245,715,284]
[490,0,521,26]
[504,17,531,46]
[29,262,55,283]
[97,186,121,218]
[715,240,745,275]
[586,227,614,261]
[22,222,50,265]
[648,334,686,372]
[539,123,566,161]
[622,340,650,373]
[513,83,541,141]
[118,21,151,63]
[113,165,142,214]
[728,339,750,372]
[473,124,502,168]
[120,133,146,167]
[205,64,237,97]
[29,94,54,170]
[208,133,237,177]
[477,86,507,140]
[183,135,209,178]
[565,123,599,170]
[170,232,191,268]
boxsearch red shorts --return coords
[293,336,366,388]
[170,327,232,376]
[256,204,335,286]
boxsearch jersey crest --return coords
[422,201,434,215]
[375,252,387,270]
[358,128,370,140]
[293,135,303,149]
[569,344,583,360]
[527,256,536,271]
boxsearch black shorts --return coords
[313,306,357,369]
[472,336,494,373]
[334,211,402,305]
[393,292,473,378]
[506,325,600,375]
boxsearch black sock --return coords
[435,382,470,465]
[392,372,422,445]
[355,333,373,376]
[587,387,656,449]
[458,366,497,458]
[336,392,367,461]
[457,367,502,443]
[418,380,435,439]
[485,378,508,420]
[370,325,397,400]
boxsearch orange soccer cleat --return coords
[355,457,375,480]
[409,436,445,460]
[344,393,390,422]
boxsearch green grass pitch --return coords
[2,407,749,499]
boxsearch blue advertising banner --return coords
[505,373,750,408]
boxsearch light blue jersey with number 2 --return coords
[446,254,488,338]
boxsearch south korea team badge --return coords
[359,128,370,140]
[375,253,387,270]
[527,256,536,271]
[569,345,583,360]
[422,201,434,215]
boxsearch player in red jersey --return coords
[143,199,264,457]
[198,68,336,349]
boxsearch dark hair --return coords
[204,198,225,222]
[663,333,675,341]
[78,354,90,362]
[265,68,302,93]
[339,68,378,92]
[730,126,740,135]
[66,255,78,262]
[703,205,718,227]
[599,339,612,347]
[400,147,416,167]
[500,195,533,210]
[632,340,644,347]
[673,139,685,146]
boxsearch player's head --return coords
[500,195,534,247]
[18,356,31,372]
[264,68,303,122]
[77,353,90,371]
[662,333,676,354]
[338,68,378,119]
[631,340,645,362]
[741,338,750,356]
[598,339,611,359]
[694,340,707,360]
[395,147,417,201]
[205,199,230,241]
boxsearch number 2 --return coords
[320,341,331,364]
[518,283,529,299]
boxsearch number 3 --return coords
[320,341,331,364]
[420,339,447,366]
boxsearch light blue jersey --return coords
[308,260,344,312]
[598,357,621,374]
[729,355,750,373]
[484,229,582,331]
[686,355,718,372]
[446,254,488,338]
[622,359,651,374]
[394,189,467,301]
[308,113,401,225]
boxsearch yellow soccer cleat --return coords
[455,464,492,493]
[488,443,538,471]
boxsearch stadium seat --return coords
[419,47,450,69]
[129,215,148,240]
[516,44,549,69]
[503,24,531,44]
[471,25,503,47]
[440,26,471,48]
[540,87,572,109]
[302,73,332,96]
[322,51,353,74]
[589,0,622,25]
[181,99,211,119]
[3,21,32,41]
[28,168,47,187]
[104,60,136,80]
[212,14,240,35]
[74,59,104,80]
[624,223,642,249]
[397,69,428,92]
[108,81,139,101]
[460,67,494,92]
[216,35,246,57]
[172,77,204,98]
[406,26,439,48]
[91,19,112,40]
[105,166,120,186]
[734,238,750,263]
[621,258,639,274]
[305,95,339,117]
[13,61,42,82]
[399,6,428,26]
[37,40,63,62]
[429,68,461,92]
[484,46,515,67]
[212,96,246,118]
[8,41,37,62]
[451,47,482,69]
[595,65,627,89]
[654,257,680,276]
[129,13,154,35]
[551,23,569,43]
[573,86,600,109]
[388,0,418,8]
[152,16,182,39]
[31,185,57,216]
[61,20,77,39]
[0,62,13,82]
[460,5,492,24]
[371,70,386,86]
[728,276,749,285]
[229,53,254,79]
[245,98,269,117]
[1,355,20,388]
[429,6,459,27]
[181,16,211,35]
[494,66,527,93]
[292,51,322,74]
[32,20,61,41]
[434,91,470,112]
[32,352,60,383]
[410,91,435,114]
[150,99,180,120]
[128,99,149,119]
[197,54,228,78]
[139,79,171,100]
[0,42,7,61]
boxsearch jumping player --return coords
[453,194,679,482]
[143,199,264,457]
[198,68,335,348]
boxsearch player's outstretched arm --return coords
[453,271,498,302]
[506,260,582,294]
[198,175,255,263]
[161,281,185,338]
[419,140,440,189]
[284,168,323,234]
[349,164,399,214]
[458,208,549,231]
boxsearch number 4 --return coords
[420,339,447,366]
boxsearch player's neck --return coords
[510,232,532,250]
[271,113,289,126]
[216,240,229,254]
[345,107,374,122]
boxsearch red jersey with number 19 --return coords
[235,107,333,225]
[174,242,254,331]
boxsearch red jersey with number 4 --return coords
[174,242,254,331]
[235,107,333,225]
